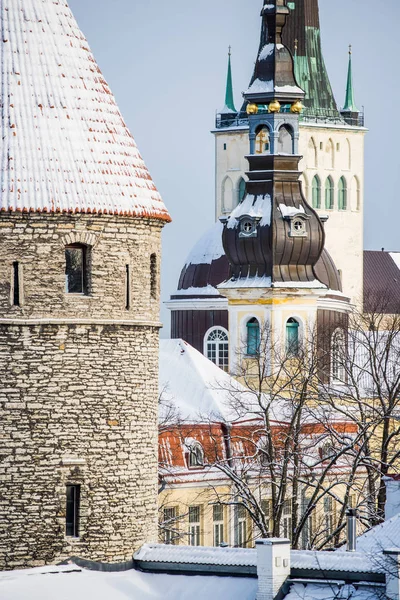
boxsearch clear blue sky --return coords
[69,0,400,335]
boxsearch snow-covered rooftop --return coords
[0,0,170,221]
[159,339,249,423]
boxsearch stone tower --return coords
[0,0,170,570]
[214,0,366,305]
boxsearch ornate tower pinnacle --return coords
[223,47,237,114]
[341,45,360,126]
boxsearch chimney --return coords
[384,549,400,600]
[256,538,291,600]
[384,475,400,521]
[346,508,357,552]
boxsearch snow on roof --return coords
[284,582,385,600]
[159,339,248,423]
[279,204,306,218]
[0,564,257,600]
[226,194,271,228]
[291,550,384,574]
[348,511,400,555]
[183,221,225,267]
[389,252,400,272]
[135,543,257,567]
[218,274,272,289]
[0,0,170,221]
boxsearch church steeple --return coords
[224,47,237,113]
[220,0,338,290]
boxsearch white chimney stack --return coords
[256,538,291,600]
[384,549,400,600]
[384,476,400,521]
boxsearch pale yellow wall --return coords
[214,122,366,305]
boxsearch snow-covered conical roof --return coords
[0,0,170,221]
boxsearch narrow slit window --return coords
[65,245,87,294]
[13,262,20,306]
[125,264,131,310]
[150,253,157,300]
[66,484,80,538]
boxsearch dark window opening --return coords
[126,264,131,310]
[13,262,20,306]
[247,318,260,356]
[65,245,87,294]
[66,484,80,538]
[286,318,300,356]
[150,253,157,300]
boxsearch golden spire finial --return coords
[349,44,352,55]
[228,45,232,57]
[294,38,298,53]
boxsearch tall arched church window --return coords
[326,139,334,169]
[277,125,293,154]
[312,175,321,209]
[222,176,233,213]
[206,328,229,372]
[238,178,246,204]
[331,329,346,382]
[246,318,260,356]
[351,176,361,211]
[325,177,334,210]
[338,177,347,210]
[255,126,270,154]
[307,137,317,169]
[286,318,299,356]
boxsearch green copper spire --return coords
[224,47,237,113]
[343,45,359,113]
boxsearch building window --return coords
[324,496,334,537]
[12,262,20,306]
[261,499,272,533]
[189,506,201,546]
[238,216,259,239]
[65,245,87,294]
[163,507,178,545]
[235,504,247,548]
[224,143,227,151]
[325,176,334,210]
[66,485,80,538]
[125,264,131,310]
[150,253,157,299]
[331,329,345,382]
[338,176,347,210]
[206,328,229,372]
[277,124,293,154]
[238,177,246,204]
[188,442,204,468]
[213,504,224,547]
[255,126,270,154]
[312,175,321,209]
[283,499,292,540]
[286,318,299,356]
[246,318,260,356]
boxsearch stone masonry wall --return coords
[0,213,163,569]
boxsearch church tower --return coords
[218,0,350,372]
[0,0,170,570]
[214,0,366,305]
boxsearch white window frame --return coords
[203,326,229,372]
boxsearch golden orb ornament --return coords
[268,99,281,113]
[246,103,259,115]
[291,100,304,114]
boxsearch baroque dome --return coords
[174,218,342,299]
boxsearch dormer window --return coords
[187,442,204,469]
[238,215,261,239]
[293,219,305,233]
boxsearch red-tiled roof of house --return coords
[0,0,170,222]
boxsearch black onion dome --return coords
[173,221,230,299]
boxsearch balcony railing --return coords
[215,108,365,129]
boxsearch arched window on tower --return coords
[205,328,229,372]
[238,178,246,204]
[278,125,293,154]
[325,176,334,210]
[65,244,88,295]
[189,443,204,468]
[326,139,334,169]
[351,176,361,211]
[307,137,317,169]
[255,126,270,154]
[338,177,347,211]
[331,329,346,382]
[246,318,260,356]
[312,175,321,209]
[286,318,299,356]
[222,176,233,213]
